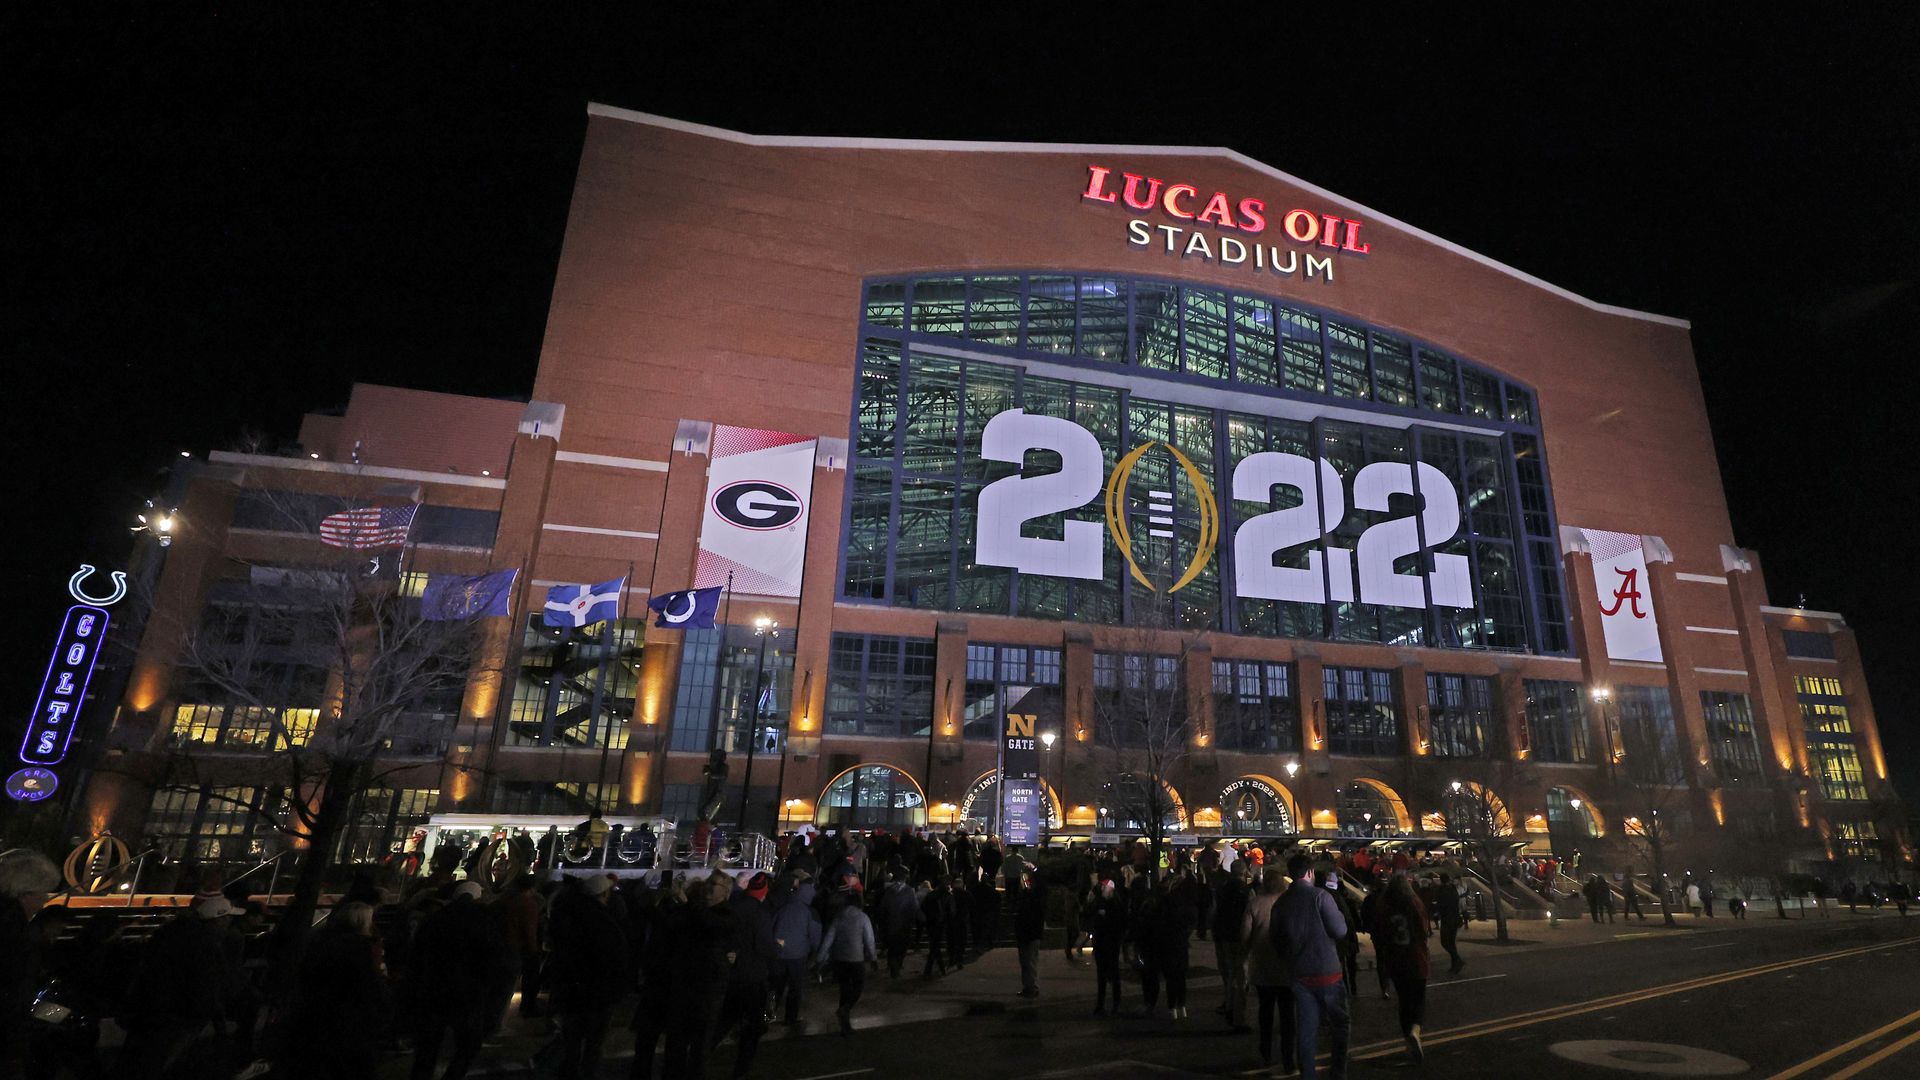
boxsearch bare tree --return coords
[1431,773,1521,943]
[1091,603,1195,880]
[132,476,496,977]
[1608,698,1691,926]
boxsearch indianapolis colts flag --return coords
[543,576,625,628]
[647,585,722,630]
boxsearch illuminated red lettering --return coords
[1162,184,1198,219]
[1282,209,1319,243]
[1598,567,1648,619]
[1342,218,1370,254]
[1197,191,1237,228]
[1319,214,1343,248]
[1081,165,1118,203]
[1122,173,1164,211]
[1238,198,1267,234]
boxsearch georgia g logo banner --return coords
[694,426,818,598]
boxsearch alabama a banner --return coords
[694,425,819,598]
[1581,528,1663,663]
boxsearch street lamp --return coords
[1285,760,1300,778]
[734,618,779,833]
[1040,730,1058,838]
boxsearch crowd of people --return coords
[4,832,1910,1080]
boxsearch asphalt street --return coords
[420,909,1920,1079]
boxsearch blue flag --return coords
[648,586,722,629]
[421,569,517,621]
[544,577,626,628]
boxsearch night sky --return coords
[13,12,1919,795]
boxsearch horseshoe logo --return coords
[661,592,697,624]
[68,565,128,607]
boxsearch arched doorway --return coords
[1439,781,1515,839]
[1545,786,1602,857]
[955,771,1063,834]
[1094,773,1188,833]
[816,763,926,830]
[1220,775,1299,835]
[1336,778,1411,836]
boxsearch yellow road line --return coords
[1348,935,1920,1061]
[1825,1027,1920,1080]
[1763,1005,1920,1080]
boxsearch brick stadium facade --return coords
[69,106,1910,884]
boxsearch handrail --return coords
[221,850,289,891]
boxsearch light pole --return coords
[1590,686,1618,783]
[734,618,778,833]
[1041,730,1058,839]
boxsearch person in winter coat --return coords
[1211,867,1252,1029]
[877,874,921,979]
[657,873,738,1079]
[1433,873,1465,974]
[816,894,878,1037]
[771,875,822,1024]
[1088,877,1130,1015]
[1358,877,1390,1000]
[279,902,391,1080]
[119,895,249,1078]
[1243,866,1294,1070]
[1157,874,1199,1019]
[1273,855,1350,1080]
[1129,876,1164,1014]
[548,875,631,1080]
[406,881,505,1080]
[712,872,777,1077]
[920,879,955,976]
[1013,874,1048,998]
[492,873,545,1023]
[1371,876,1432,1064]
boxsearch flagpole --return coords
[591,562,637,816]
[479,553,532,813]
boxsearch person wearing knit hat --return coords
[714,868,779,1074]
[745,871,770,901]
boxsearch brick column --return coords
[1558,528,1614,758]
[927,620,971,808]
[1722,546,1802,777]
[1296,651,1329,831]
[1494,665,1529,762]
[1641,537,1712,789]
[1394,655,1429,758]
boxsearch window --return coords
[1798,676,1866,801]
[1833,821,1881,862]
[659,783,704,825]
[1616,685,1684,785]
[338,788,438,864]
[847,274,1567,657]
[1781,630,1835,660]
[1094,652,1184,747]
[818,764,925,829]
[963,644,1064,742]
[144,786,288,866]
[507,616,639,750]
[1335,783,1398,836]
[669,624,794,753]
[1323,666,1399,756]
[825,634,936,738]
[1425,673,1492,757]
[1700,691,1764,783]
[170,703,320,750]
[1210,660,1298,752]
[1524,679,1591,763]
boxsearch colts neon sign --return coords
[21,606,110,767]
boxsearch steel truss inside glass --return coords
[843,272,1572,654]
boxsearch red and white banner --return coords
[694,425,818,598]
[1581,529,1662,663]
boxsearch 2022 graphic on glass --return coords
[974,407,1471,609]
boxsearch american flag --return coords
[318,504,418,549]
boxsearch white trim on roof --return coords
[586,103,1691,331]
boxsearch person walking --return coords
[493,873,546,1021]
[1686,880,1703,916]
[1325,871,1362,997]
[770,873,821,1025]
[1432,873,1465,974]
[817,889,878,1037]
[406,882,504,1080]
[1583,875,1606,923]
[1212,867,1252,1030]
[1701,880,1717,918]
[1159,874,1198,1020]
[1841,879,1859,914]
[1244,866,1295,1071]
[1892,880,1911,917]
[278,901,391,1080]
[657,872,739,1080]
[710,872,777,1078]
[1013,873,1048,999]
[1619,870,1645,921]
[1273,855,1350,1080]
[1132,878,1167,1017]
[877,874,920,979]
[1063,871,1090,963]
[921,877,954,976]
[548,875,631,1080]
[1358,877,1391,1000]
[1371,877,1431,1064]
[1088,877,1129,1015]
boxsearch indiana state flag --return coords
[421,568,518,621]
[647,585,722,629]
[544,576,626,628]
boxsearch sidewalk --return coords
[390,906,1900,1076]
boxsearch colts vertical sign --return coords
[1001,712,1042,846]
[1581,529,1662,663]
[695,426,819,599]
[12,604,111,802]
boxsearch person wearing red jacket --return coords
[1370,876,1431,1064]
